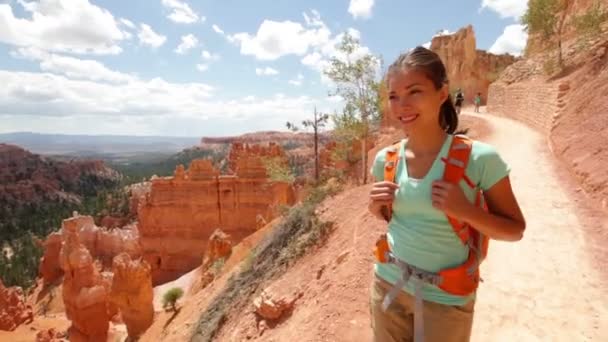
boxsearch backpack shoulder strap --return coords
[383,140,402,183]
[442,135,474,244]
[443,135,472,184]
[380,140,402,221]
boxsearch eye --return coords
[409,89,421,95]
[388,94,398,100]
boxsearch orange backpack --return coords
[374,134,489,295]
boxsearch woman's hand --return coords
[369,181,399,220]
[431,180,474,220]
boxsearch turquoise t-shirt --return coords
[370,134,510,306]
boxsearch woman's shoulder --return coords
[465,137,511,189]
[468,138,501,160]
[373,139,405,161]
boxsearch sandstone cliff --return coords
[227,142,286,173]
[429,25,518,106]
[138,155,295,285]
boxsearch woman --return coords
[474,92,482,113]
[368,47,526,342]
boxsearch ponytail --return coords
[439,94,459,134]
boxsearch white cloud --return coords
[201,50,220,61]
[227,10,375,87]
[138,24,167,48]
[0,0,128,55]
[174,34,198,54]
[227,10,331,60]
[421,29,454,49]
[489,24,527,56]
[212,24,224,35]
[288,73,304,86]
[120,18,135,29]
[0,70,213,118]
[0,70,335,136]
[434,29,453,37]
[301,52,327,71]
[480,0,528,20]
[12,47,135,83]
[196,50,220,71]
[255,67,279,76]
[161,0,202,24]
[348,0,375,20]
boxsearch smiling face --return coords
[387,67,448,134]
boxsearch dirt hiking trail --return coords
[465,111,608,341]
[208,111,608,342]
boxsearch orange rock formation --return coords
[60,217,112,342]
[39,231,64,286]
[200,229,233,289]
[110,253,154,339]
[39,215,141,285]
[138,154,295,285]
[227,142,286,173]
[0,280,33,331]
[429,25,517,105]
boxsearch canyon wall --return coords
[430,25,518,105]
[488,1,608,210]
[138,154,295,285]
[526,0,599,55]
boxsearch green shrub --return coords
[162,287,184,312]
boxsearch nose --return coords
[399,94,411,108]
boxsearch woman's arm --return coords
[461,176,526,241]
[432,176,526,241]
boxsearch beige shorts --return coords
[370,275,475,342]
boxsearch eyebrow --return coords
[404,83,422,89]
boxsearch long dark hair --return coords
[387,46,459,134]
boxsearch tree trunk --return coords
[313,108,319,183]
[314,127,319,183]
[558,38,563,67]
[361,114,368,185]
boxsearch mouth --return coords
[397,114,419,124]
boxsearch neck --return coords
[406,125,448,156]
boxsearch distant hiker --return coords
[454,88,464,114]
[368,46,526,342]
[474,92,482,113]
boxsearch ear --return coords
[438,84,449,103]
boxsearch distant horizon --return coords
[0,129,315,139]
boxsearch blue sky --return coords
[0,0,528,137]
